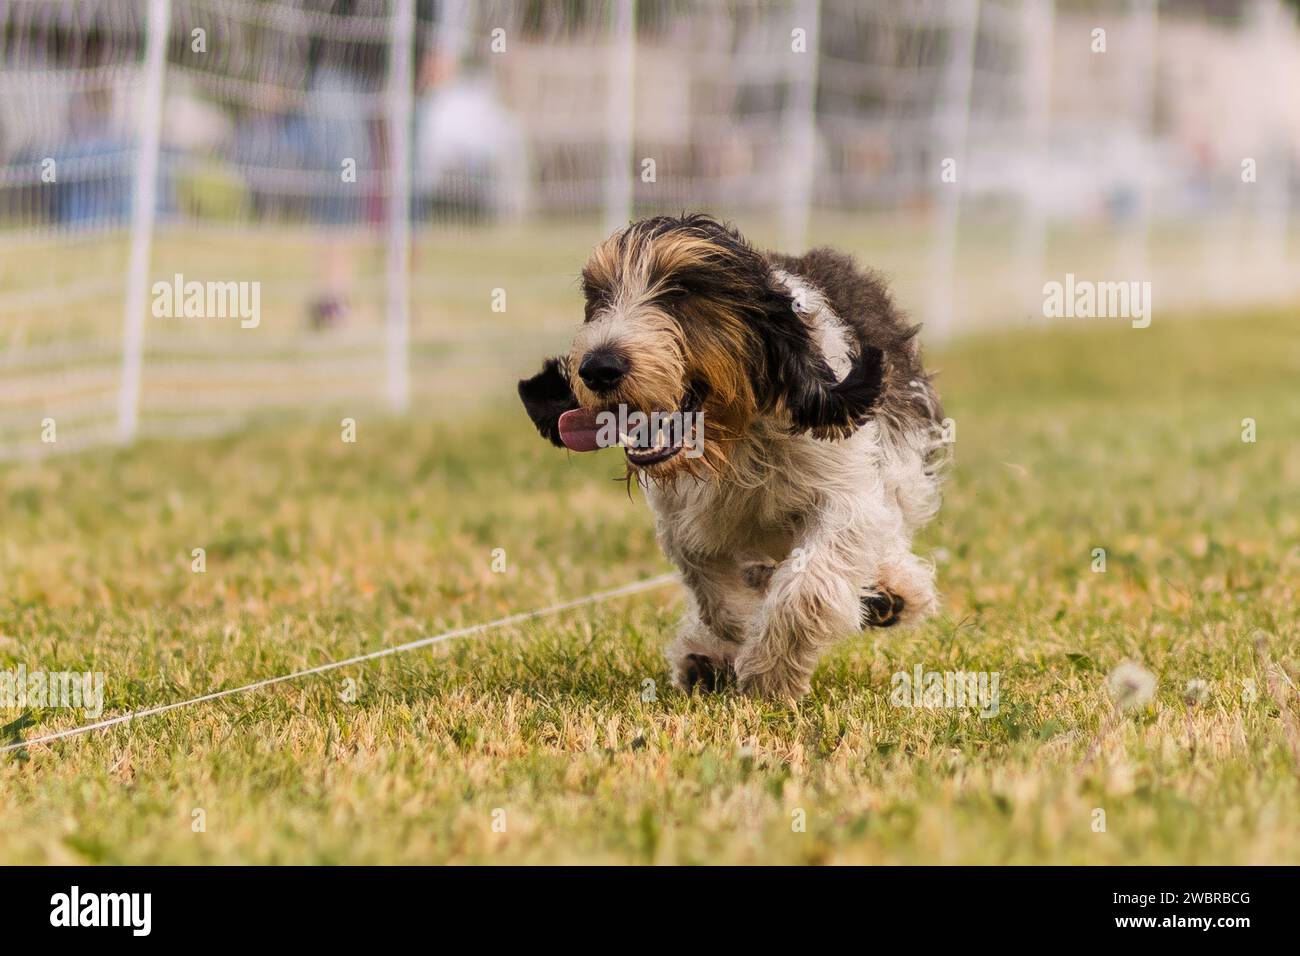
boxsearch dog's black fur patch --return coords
[518,356,578,447]
[767,245,937,438]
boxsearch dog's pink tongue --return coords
[558,408,603,452]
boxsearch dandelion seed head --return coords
[1183,678,1210,706]
[1107,661,1157,711]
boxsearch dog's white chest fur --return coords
[645,422,882,561]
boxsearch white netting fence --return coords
[1,0,1298,461]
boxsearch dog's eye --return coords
[580,272,612,322]
[655,286,690,307]
[582,287,611,322]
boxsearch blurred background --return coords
[1,0,1297,461]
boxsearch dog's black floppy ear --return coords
[784,343,886,437]
[751,276,887,439]
[518,357,579,447]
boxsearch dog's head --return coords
[518,214,885,480]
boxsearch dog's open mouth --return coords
[622,423,687,467]
[556,393,702,468]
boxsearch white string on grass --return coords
[1,573,678,755]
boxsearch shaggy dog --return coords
[519,214,944,700]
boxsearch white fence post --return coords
[1016,0,1055,318]
[926,0,979,342]
[386,0,416,413]
[1249,0,1291,291]
[603,0,636,237]
[116,0,170,444]
[1121,0,1158,281]
[781,0,821,253]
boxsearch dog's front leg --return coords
[667,602,738,692]
[666,559,763,692]
[732,520,866,700]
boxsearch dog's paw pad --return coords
[680,653,731,693]
[860,589,906,628]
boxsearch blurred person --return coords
[0,30,73,165]
[55,85,134,226]
[230,86,313,221]
[0,21,130,227]
[302,0,383,329]
[163,76,239,222]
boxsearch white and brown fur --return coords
[519,214,944,700]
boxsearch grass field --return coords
[1,307,1298,864]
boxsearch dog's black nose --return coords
[578,350,628,393]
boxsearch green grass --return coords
[1,308,1298,864]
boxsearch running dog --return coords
[519,214,944,700]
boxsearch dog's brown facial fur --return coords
[519,214,915,483]
[571,218,767,478]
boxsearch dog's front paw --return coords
[733,658,810,702]
[674,653,733,693]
